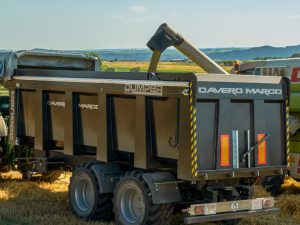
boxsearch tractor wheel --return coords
[69,163,113,220]
[113,170,173,225]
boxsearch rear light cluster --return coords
[193,203,216,216]
[194,206,204,215]
[262,198,274,208]
[187,197,275,216]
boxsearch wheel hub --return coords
[121,187,145,223]
[74,177,94,211]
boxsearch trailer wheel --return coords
[69,163,113,220]
[113,171,173,225]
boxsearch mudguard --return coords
[91,163,124,194]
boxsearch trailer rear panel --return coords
[6,71,288,181]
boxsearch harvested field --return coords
[102,61,233,73]
[0,171,299,225]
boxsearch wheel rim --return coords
[120,187,145,223]
[74,177,95,211]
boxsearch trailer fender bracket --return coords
[91,163,124,194]
[142,172,181,204]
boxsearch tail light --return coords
[194,205,205,215]
[262,198,275,208]
[220,134,230,167]
[257,134,267,165]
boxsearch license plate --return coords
[205,203,216,215]
[251,199,263,210]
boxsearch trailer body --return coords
[2,68,289,223]
[5,70,288,180]
[0,24,290,225]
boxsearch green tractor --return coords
[289,69,300,182]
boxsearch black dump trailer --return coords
[0,26,290,224]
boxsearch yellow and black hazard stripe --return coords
[189,82,198,178]
[286,99,290,168]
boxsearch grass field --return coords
[0,171,299,225]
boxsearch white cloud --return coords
[111,15,154,22]
[287,15,300,19]
[169,12,177,17]
[130,5,147,13]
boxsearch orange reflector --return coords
[220,134,230,167]
[257,134,267,165]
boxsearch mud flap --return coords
[142,172,181,204]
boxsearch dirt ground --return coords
[0,171,299,225]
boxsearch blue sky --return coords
[1,0,300,50]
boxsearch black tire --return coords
[262,175,284,196]
[113,170,173,225]
[69,163,113,221]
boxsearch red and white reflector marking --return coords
[186,197,275,216]
[193,203,216,216]
[257,134,267,165]
[220,134,230,167]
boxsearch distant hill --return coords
[292,53,300,58]
[62,48,247,61]
[32,45,300,61]
[208,45,300,60]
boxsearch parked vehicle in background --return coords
[235,58,300,192]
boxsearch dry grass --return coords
[0,172,114,225]
[0,172,299,225]
[102,61,233,73]
[103,61,205,73]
